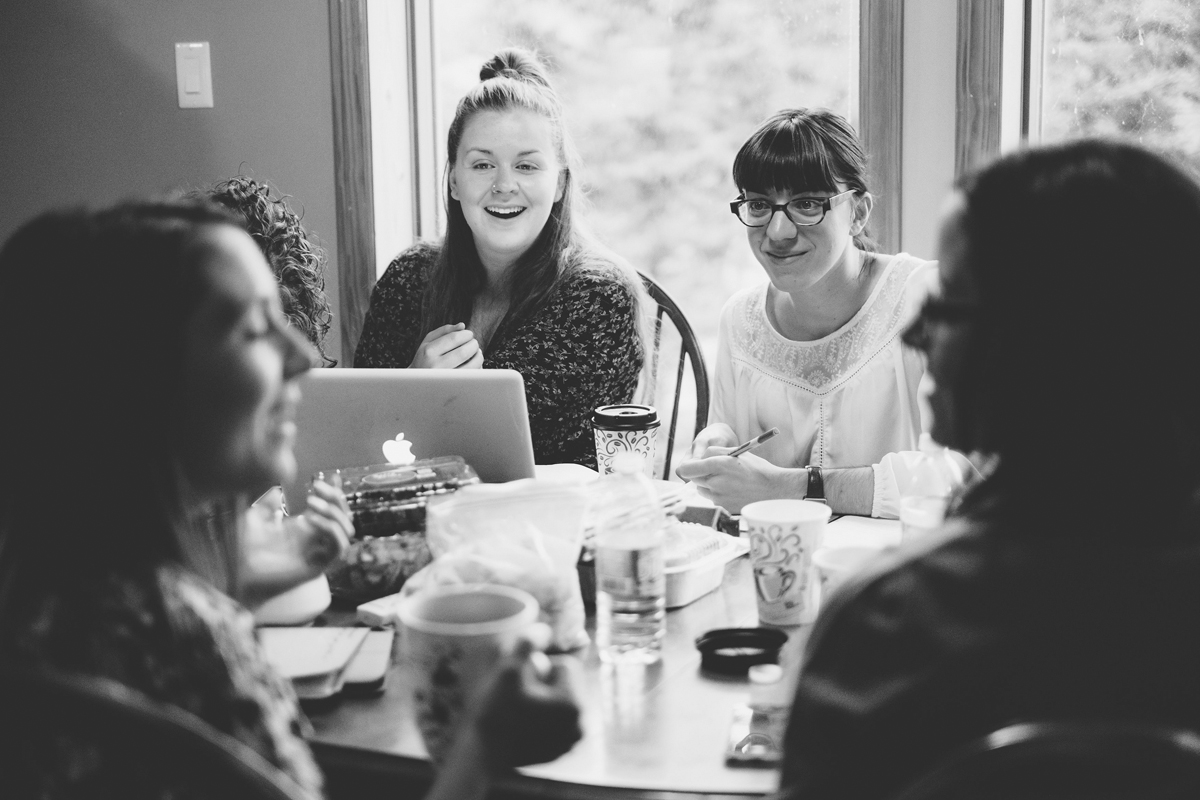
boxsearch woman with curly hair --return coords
[206,176,337,366]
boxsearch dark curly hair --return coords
[204,177,336,366]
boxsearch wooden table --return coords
[306,517,901,800]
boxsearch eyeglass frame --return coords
[729,189,859,228]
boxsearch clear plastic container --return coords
[663,521,745,608]
[899,434,964,541]
[319,457,479,601]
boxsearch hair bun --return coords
[479,47,552,89]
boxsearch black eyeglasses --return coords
[901,296,979,351]
[729,190,857,228]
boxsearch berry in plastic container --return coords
[317,457,479,602]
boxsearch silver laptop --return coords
[283,368,537,511]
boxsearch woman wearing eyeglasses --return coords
[778,139,1200,800]
[677,108,959,517]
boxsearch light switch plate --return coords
[175,42,213,108]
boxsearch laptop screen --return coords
[283,368,537,511]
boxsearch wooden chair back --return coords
[640,272,710,481]
[893,721,1200,800]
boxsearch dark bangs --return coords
[732,109,869,196]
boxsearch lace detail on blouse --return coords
[728,255,927,392]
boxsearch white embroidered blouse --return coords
[710,253,937,518]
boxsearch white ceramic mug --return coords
[397,583,540,764]
[742,499,831,625]
[812,545,883,608]
[899,494,949,542]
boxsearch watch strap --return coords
[805,466,826,503]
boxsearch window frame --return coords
[328,0,375,366]
[328,0,997,364]
[861,0,904,254]
[955,0,1005,177]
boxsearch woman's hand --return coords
[290,477,354,571]
[240,479,353,608]
[687,422,739,458]
[674,450,800,514]
[426,637,581,800]
[409,323,484,369]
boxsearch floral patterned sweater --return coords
[4,564,324,799]
[354,242,643,469]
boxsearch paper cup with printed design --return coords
[397,583,539,765]
[592,404,660,476]
[742,499,831,626]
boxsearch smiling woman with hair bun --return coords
[355,47,649,470]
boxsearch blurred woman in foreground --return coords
[203,175,350,612]
[780,140,1200,800]
[0,200,579,798]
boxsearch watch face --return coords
[806,466,825,499]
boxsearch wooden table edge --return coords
[312,740,771,800]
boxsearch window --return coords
[1032,0,1200,174]
[334,0,901,366]
[431,0,860,359]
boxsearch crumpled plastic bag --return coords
[401,479,590,652]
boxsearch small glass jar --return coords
[748,663,789,711]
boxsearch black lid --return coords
[591,404,659,430]
[694,627,788,676]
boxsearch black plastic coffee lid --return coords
[592,404,660,430]
[695,627,788,676]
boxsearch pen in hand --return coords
[726,427,780,458]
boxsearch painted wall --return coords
[0,0,343,361]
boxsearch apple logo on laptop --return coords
[382,432,417,466]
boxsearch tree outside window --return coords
[1040,0,1200,176]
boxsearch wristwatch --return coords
[805,466,826,504]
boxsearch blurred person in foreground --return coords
[677,109,969,516]
[202,176,350,604]
[354,47,648,469]
[0,200,581,799]
[779,140,1200,800]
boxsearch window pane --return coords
[434,0,858,358]
[1040,0,1200,174]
